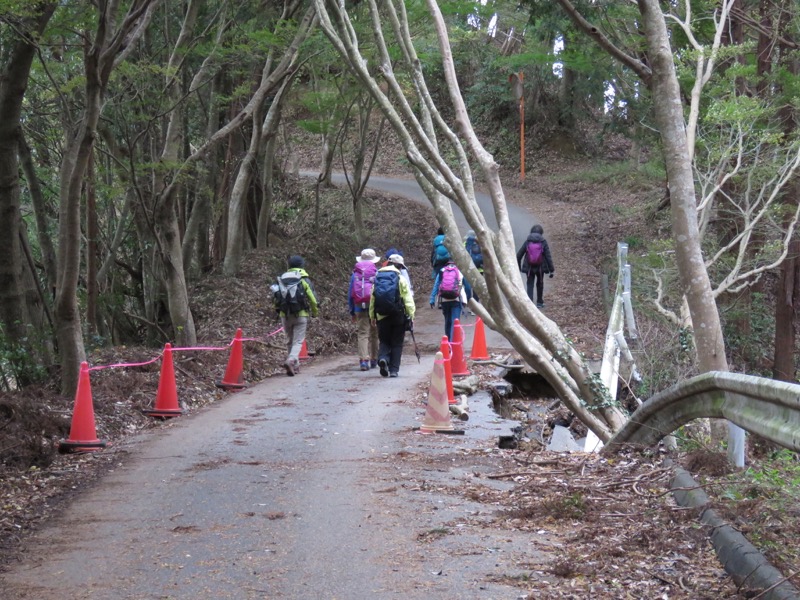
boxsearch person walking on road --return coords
[462,230,484,307]
[382,247,413,298]
[349,248,381,371]
[272,255,319,376]
[430,227,450,279]
[429,258,467,342]
[516,224,554,308]
[370,254,415,378]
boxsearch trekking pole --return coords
[407,320,421,363]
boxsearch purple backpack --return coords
[351,261,377,304]
[439,264,461,300]
[526,241,544,267]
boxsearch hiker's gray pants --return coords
[282,314,308,363]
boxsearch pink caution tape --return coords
[86,326,285,371]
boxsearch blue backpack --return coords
[432,235,450,270]
[469,242,483,269]
[372,271,404,316]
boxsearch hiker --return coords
[272,255,319,376]
[516,224,554,308]
[430,227,450,279]
[370,254,415,378]
[382,247,413,297]
[463,230,484,305]
[429,258,467,342]
[349,248,381,371]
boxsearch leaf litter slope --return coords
[0,153,794,598]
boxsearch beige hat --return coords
[387,253,405,267]
[357,248,380,263]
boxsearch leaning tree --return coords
[313,0,628,441]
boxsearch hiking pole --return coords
[407,321,421,363]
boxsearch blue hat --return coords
[288,255,305,268]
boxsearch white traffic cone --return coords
[420,352,454,433]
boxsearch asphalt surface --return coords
[1,275,545,600]
[300,171,538,250]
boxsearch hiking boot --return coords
[360,360,369,371]
[291,358,301,374]
[378,359,389,377]
[284,360,295,377]
[536,302,545,309]
[389,372,398,378]
[370,359,378,369]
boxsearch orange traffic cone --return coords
[216,328,247,390]
[419,352,454,433]
[470,317,490,361]
[450,319,470,376]
[143,343,183,418]
[440,336,456,405]
[59,362,107,454]
[298,339,310,361]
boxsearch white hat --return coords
[387,253,405,267]
[357,248,380,263]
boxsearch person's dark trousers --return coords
[441,301,462,342]
[377,313,406,374]
[526,267,544,305]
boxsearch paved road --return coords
[1,306,550,599]
[2,175,548,599]
[302,172,538,250]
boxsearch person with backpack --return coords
[349,248,381,371]
[430,227,450,279]
[462,230,484,306]
[272,255,319,376]
[382,247,413,298]
[516,224,555,308]
[429,258,467,342]
[369,254,415,378]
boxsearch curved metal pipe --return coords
[606,371,800,452]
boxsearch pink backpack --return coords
[439,264,461,300]
[351,261,377,304]
[526,241,543,267]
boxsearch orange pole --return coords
[519,72,525,182]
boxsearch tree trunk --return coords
[18,131,58,293]
[222,11,312,275]
[638,0,728,374]
[773,13,799,382]
[86,151,98,337]
[638,0,743,465]
[0,4,56,386]
[56,1,157,394]
[223,119,261,276]
[257,135,277,248]
[774,240,799,382]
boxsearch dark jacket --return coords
[516,233,554,275]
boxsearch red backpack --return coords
[439,264,461,300]
[351,261,377,304]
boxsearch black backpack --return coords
[372,270,404,316]
[274,271,309,314]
